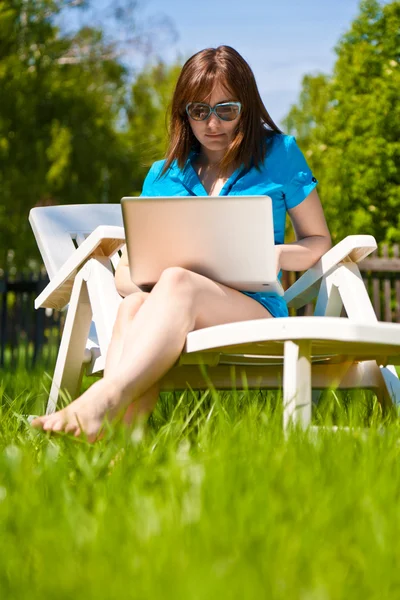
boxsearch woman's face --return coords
[186,82,241,156]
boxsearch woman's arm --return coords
[277,188,332,272]
[114,161,162,296]
[114,246,142,297]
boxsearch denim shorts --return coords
[240,291,289,318]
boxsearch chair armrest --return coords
[35,225,125,310]
[284,235,377,309]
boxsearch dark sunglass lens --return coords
[215,103,240,121]
[188,103,210,121]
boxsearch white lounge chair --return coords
[29,204,400,429]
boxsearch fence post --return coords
[382,243,392,322]
[0,272,8,368]
[32,273,48,368]
[393,245,400,323]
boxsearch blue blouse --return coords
[140,133,318,317]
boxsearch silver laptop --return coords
[121,195,283,296]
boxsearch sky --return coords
[64,0,372,128]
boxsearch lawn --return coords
[1,367,400,599]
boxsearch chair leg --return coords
[46,274,92,415]
[85,257,123,358]
[352,361,400,411]
[376,364,400,408]
[283,340,312,429]
[312,390,323,406]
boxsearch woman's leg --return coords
[104,292,160,424]
[104,292,148,376]
[122,382,160,425]
[32,267,273,441]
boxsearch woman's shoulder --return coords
[147,159,168,178]
[141,159,178,195]
[147,158,182,179]
[143,159,171,184]
[262,131,318,208]
[262,132,307,174]
[265,132,297,158]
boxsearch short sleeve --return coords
[140,160,165,196]
[282,136,318,209]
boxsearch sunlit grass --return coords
[1,367,400,599]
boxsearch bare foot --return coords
[122,385,159,428]
[31,378,130,442]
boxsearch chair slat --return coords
[29,204,123,279]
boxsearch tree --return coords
[0,0,131,268]
[282,0,400,244]
[125,60,182,193]
[0,1,178,269]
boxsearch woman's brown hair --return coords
[162,45,282,176]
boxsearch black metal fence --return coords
[0,271,64,370]
[1,251,400,371]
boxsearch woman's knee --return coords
[116,292,148,323]
[156,267,198,327]
[158,266,192,286]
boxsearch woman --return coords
[32,46,331,441]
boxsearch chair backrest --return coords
[29,204,123,279]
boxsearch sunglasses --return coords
[186,101,242,122]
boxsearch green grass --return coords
[1,367,400,599]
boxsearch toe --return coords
[31,417,46,429]
[43,417,61,431]
[65,422,78,435]
[51,420,65,432]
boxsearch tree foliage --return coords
[4,0,397,272]
[126,60,182,190]
[0,0,181,269]
[282,0,400,244]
